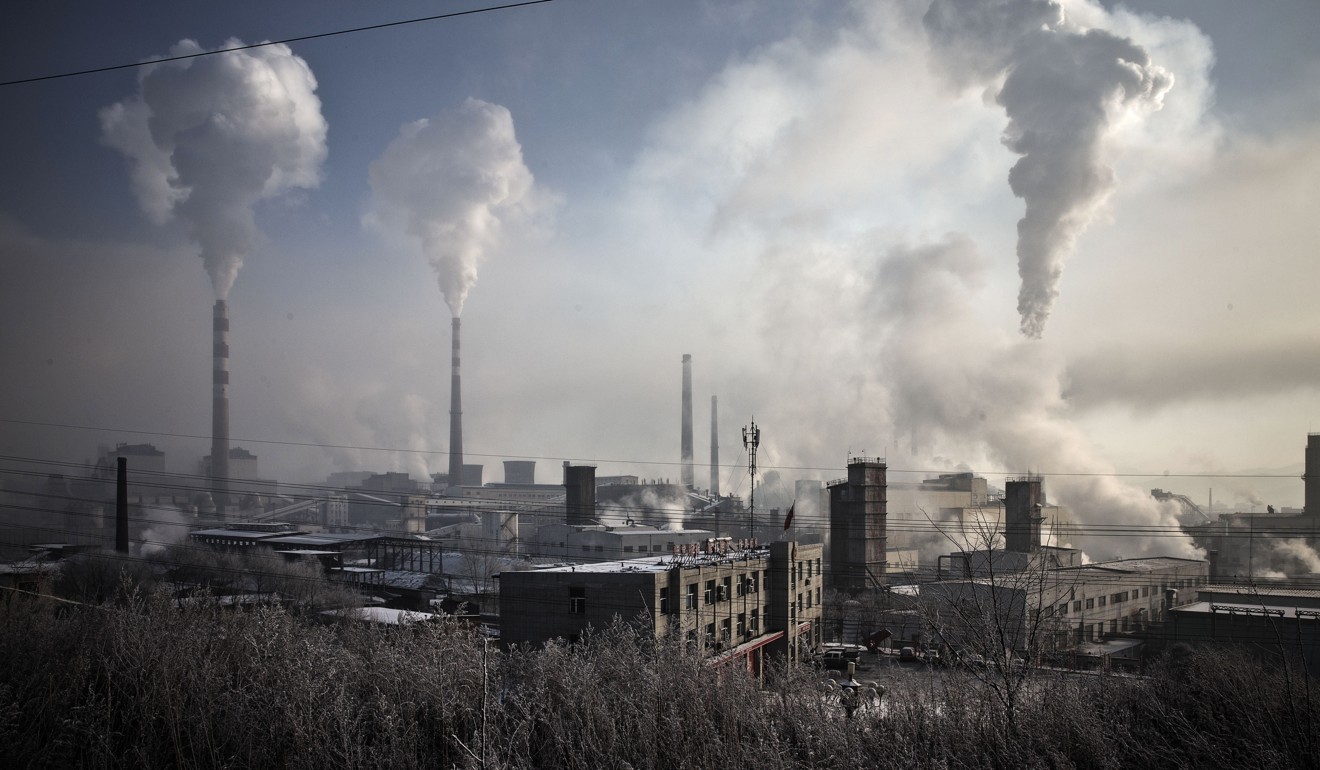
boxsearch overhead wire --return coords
[0,1,555,87]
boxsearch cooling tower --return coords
[681,354,694,489]
[710,395,720,497]
[504,460,536,485]
[447,317,463,488]
[211,299,230,513]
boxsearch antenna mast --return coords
[743,420,760,542]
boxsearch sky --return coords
[2,0,1319,560]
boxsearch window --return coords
[1086,598,1094,609]
[1059,603,1068,616]
[623,545,634,553]
[816,588,820,605]
[721,618,731,641]
[653,544,663,552]
[1098,596,1107,607]
[738,613,746,637]
[569,587,585,614]
[1073,600,1082,612]
[594,545,603,552]
[659,587,670,614]
[751,572,760,593]
[705,623,716,644]
[751,608,759,632]
[721,576,732,601]
[806,591,813,609]
[705,580,715,604]
[686,584,697,609]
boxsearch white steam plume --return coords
[368,98,533,317]
[924,0,1172,338]
[100,39,327,298]
[870,234,1195,560]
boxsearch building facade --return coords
[499,540,825,673]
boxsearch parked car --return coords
[817,649,851,670]
[898,646,920,663]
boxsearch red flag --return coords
[783,502,795,531]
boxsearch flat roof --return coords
[1174,601,1320,620]
[189,529,291,540]
[517,549,773,575]
[1199,583,1320,601]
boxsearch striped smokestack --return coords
[211,299,230,513]
[681,354,694,489]
[448,316,463,488]
[710,395,720,497]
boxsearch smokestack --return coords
[681,354,694,489]
[211,299,230,514]
[1306,434,1320,516]
[448,316,463,489]
[710,395,720,497]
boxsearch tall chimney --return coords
[448,316,463,488]
[211,299,230,514]
[681,354,694,489]
[710,395,720,497]
[1306,434,1320,516]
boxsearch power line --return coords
[0,1,554,88]
[0,417,1305,481]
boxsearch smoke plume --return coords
[924,0,1172,338]
[100,39,327,298]
[368,98,533,317]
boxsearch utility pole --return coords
[743,420,760,542]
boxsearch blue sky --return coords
[3,0,1319,558]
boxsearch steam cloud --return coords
[100,39,327,298]
[924,0,1173,338]
[871,234,1194,561]
[368,98,533,317]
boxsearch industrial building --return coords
[498,540,825,674]
[1164,582,1320,673]
[527,522,712,561]
[1182,434,1320,581]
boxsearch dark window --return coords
[569,587,585,614]
[704,580,715,604]
[686,584,697,609]
[1086,598,1094,609]
[659,587,670,614]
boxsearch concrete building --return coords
[527,522,712,561]
[895,556,1208,662]
[499,539,825,674]
[828,458,888,592]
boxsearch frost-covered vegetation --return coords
[1,574,1316,768]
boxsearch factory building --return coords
[499,540,825,674]
[1183,434,1320,580]
[1163,582,1320,674]
[527,522,712,561]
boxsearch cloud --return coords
[100,39,327,298]
[367,98,536,317]
[1065,337,1320,410]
